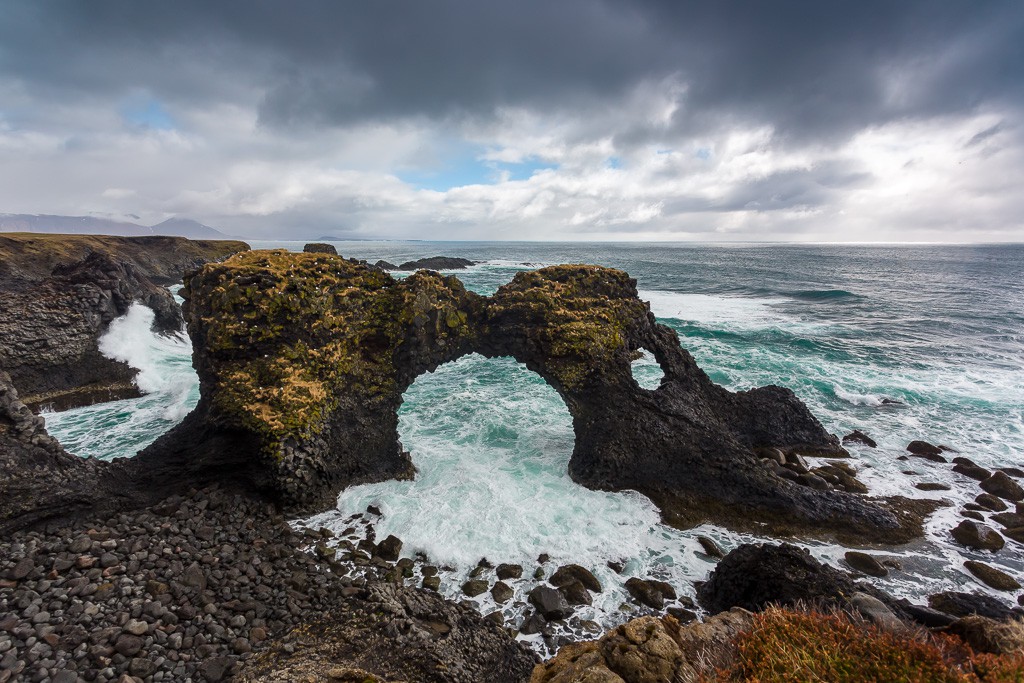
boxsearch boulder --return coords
[374,260,397,270]
[842,430,877,448]
[953,463,992,481]
[374,535,402,562]
[951,520,1005,551]
[697,536,725,559]
[491,581,514,604]
[549,564,602,593]
[843,551,888,577]
[928,591,1016,620]
[906,441,947,462]
[964,561,1021,591]
[977,493,1009,512]
[561,580,593,606]
[851,592,904,630]
[992,512,1024,529]
[396,256,475,271]
[697,543,898,617]
[981,472,1024,501]
[462,579,489,598]
[496,563,523,580]
[625,578,675,609]
[528,586,573,620]
[302,242,337,255]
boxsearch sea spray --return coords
[43,300,198,458]
[45,244,1024,644]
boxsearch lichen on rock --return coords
[137,250,930,542]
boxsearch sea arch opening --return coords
[328,353,664,570]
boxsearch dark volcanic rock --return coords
[396,256,475,271]
[529,585,573,620]
[928,591,1017,620]
[977,493,1009,512]
[375,260,398,270]
[624,578,676,609]
[698,543,897,616]
[842,430,877,448]
[0,234,247,410]
[981,472,1024,502]
[496,563,523,580]
[951,520,1005,551]
[375,534,403,561]
[132,252,923,544]
[953,463,992,481]
[302,242,337,255]
[964,561,1022,591]
[843,551,888,577]
[549,564,602,593]
[906,441,948,463]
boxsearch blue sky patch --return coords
[120,96,175,130]
[398,148,558,191]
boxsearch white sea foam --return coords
[639,290,828,334]
[43,301,198,458]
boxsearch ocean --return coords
[43,241,1024,645]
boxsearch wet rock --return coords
[991,512,1024,529]
[698,543,893,616]
[396,256,476,271]
[560,580,593,607]
[549,564,602,593]
[928,592,1016,620]
[375,534,402,562]
[607,560,625,574]
[915,482,951,491]
[962,510,986,521]
[842,430,877,448]
[843,551,888,577]
[1003,527,1024,544]
[519,612,547,636]
[907,441,947,462]
[980,472,1024,502]
[953,463,992,481]
[374,260,397,270]
[529,586,573,620]
[964,561,1021,591]
[1000,467,1024,478]
[496,563,523,580]
[951,520,1005,551]
[421,576,440,591]
[976,493,1009,512]
[903,604,957,628]
[697,536,725,559]
[624,578,674,609]
[491,581,514,604]
[461,579,489,598]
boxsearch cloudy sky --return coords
[1,1,1022,241]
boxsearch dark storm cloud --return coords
[2,0,1021,141]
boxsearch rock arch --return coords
[128,251,922,544]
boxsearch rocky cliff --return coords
[133,250,925,544]
[0,233,248,410]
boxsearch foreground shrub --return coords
[715,606,1024,682]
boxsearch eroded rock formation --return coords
[0,234,248,410]
[134,250,925,543]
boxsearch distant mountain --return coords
[149,218,231,240]
[0,214,235,239]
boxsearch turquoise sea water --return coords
[44,242,1024,638]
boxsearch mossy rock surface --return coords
[137,250,933,543]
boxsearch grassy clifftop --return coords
[0,233,249,284]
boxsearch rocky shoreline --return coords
[0,234,247,411]
[3,242,1024,681]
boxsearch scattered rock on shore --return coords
[951,520,1005,551]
